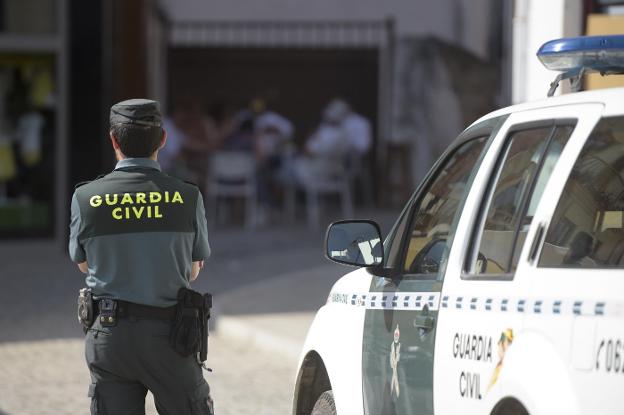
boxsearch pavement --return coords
[0,328,300,415]
[0,208,398,414]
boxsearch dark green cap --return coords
[110,99,162,128]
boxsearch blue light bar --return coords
[537,35,624,73]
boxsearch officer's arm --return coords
[69,193,88,271]
[191,192,211,282]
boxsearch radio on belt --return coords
[99,298,117,327]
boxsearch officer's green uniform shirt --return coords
[69,158,211,307]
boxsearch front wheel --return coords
[311,390,336,415]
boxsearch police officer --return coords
[69,99,213,414]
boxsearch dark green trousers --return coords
[85,316,213,415]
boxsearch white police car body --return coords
[293,36,624,415]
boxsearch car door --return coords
[361,116,507,415]
[434,103,603,414]
[526,110,624,414]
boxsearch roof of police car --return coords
[469,86,624,129]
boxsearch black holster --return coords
[170,287,212,363]
[77,288,94,333]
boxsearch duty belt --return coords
[95,299,176,321]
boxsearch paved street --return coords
[0,332,297,415]
[0,209,398,414]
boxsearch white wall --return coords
[160,0,494,59]
[512,0,583,103]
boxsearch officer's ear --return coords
[159,128,167,150]
[109,131,121,151]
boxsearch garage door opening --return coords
[168,47,378,151]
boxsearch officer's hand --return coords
[77,262,88,274]
[190,260,204,281]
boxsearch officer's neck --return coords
[116,151,159,162]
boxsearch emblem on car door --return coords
[486,328,514,393]
[390,324,401,397]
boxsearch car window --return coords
[384,199,412,269]
[469,124,574,276]
[539,116,624,268]
[401,136,488,277]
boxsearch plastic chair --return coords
[298,156,354,228]
[206,151,258,230]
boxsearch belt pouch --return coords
[77,288,94,333]
[200,293,212,362]
[170,288,206,357]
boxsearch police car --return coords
[292,35,624,415]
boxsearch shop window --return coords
[0,53,56,237]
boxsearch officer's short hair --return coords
[110,123,163,158]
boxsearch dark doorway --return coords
[168,47,379,151]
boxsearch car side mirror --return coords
[325,220,384,267]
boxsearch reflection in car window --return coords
[402,136,487,277]
[385,200,412,269]
[471,125,574,275]
[540,117,624,268]
[509,126,574,270]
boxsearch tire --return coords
[492,398,529,415]
[311,390,337,415]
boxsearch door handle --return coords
[413,315,435,331]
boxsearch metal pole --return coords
[55,0,69,249]
[386,16,395,150]
[376,16,395,205]
[501,0,513,106]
